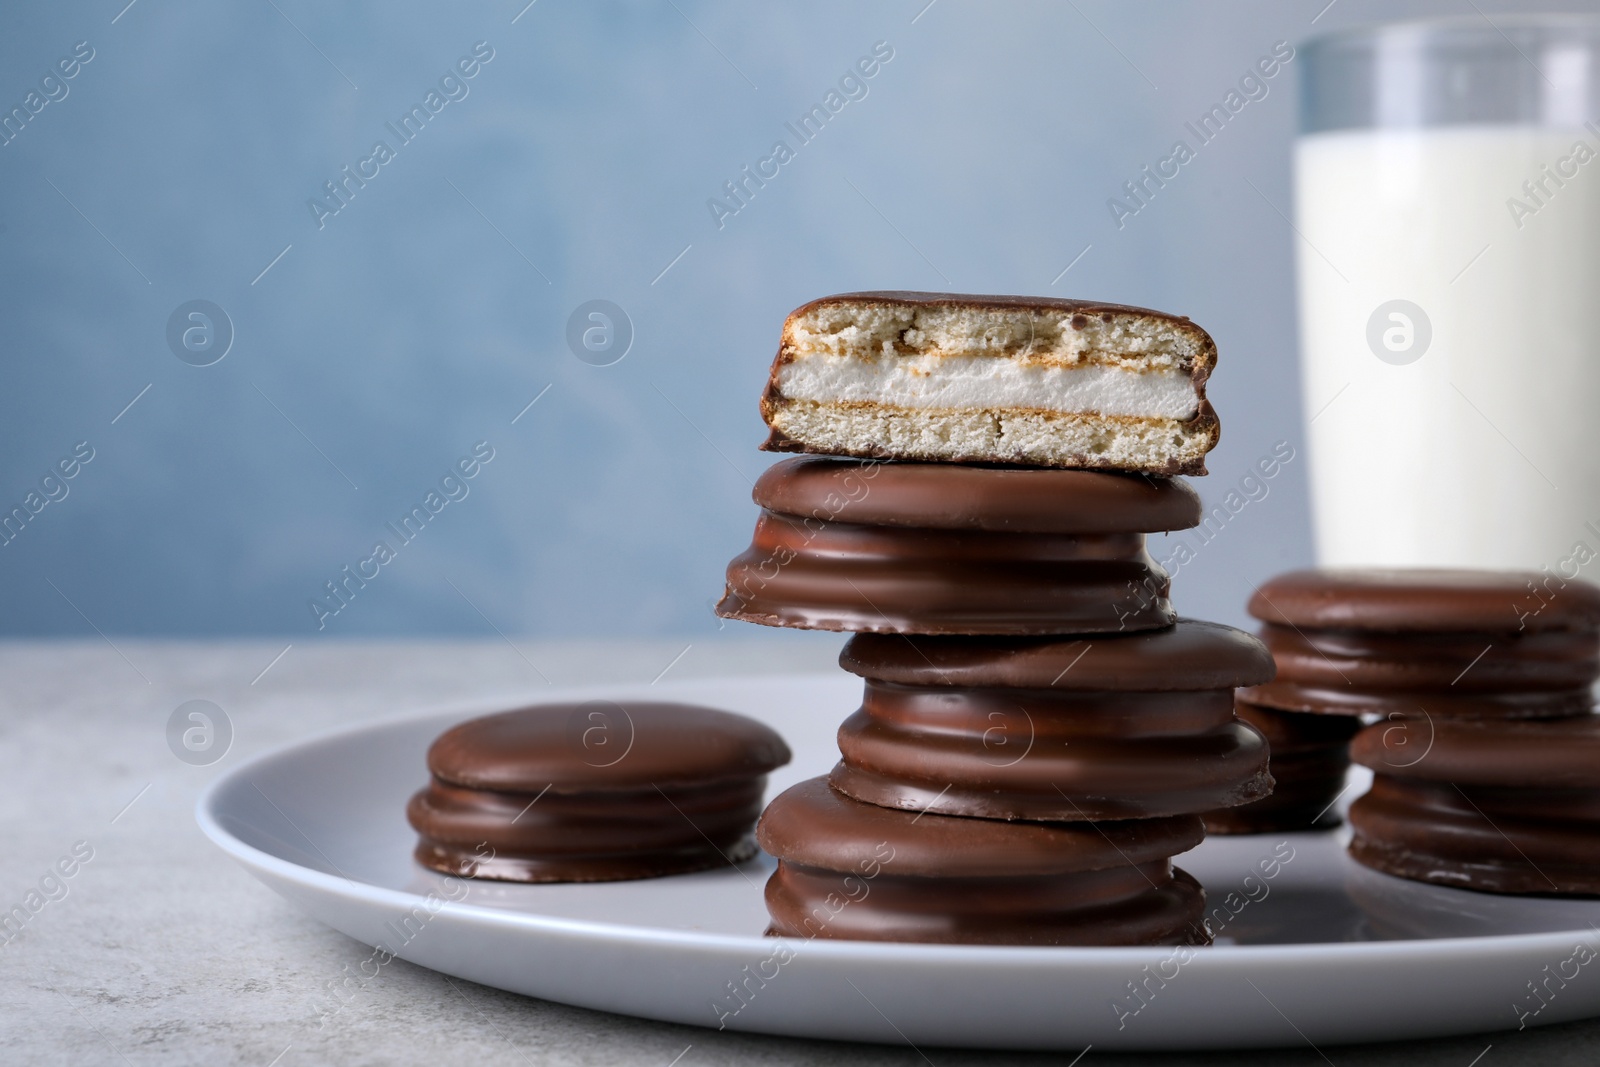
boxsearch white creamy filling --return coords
[777,354,1199,419]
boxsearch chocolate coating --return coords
[1248,568,1600,633]
[1348,715,1600,895]
[408,702,790,882]
[1241,571,1600,720]
[757,778,1208,944]
[1349,776,1600,895]
[840,619,1276,691]
[716,510,1173,635]
[409,778,763,882]
[1241,681,1593,720]
[426,701,790,791]
[1203,702,1361,835]
[830,683,1271,821]
[827,623,1274,820]
[765,861,1208,946]
[760,778,1204,876]
[1349,714,1600,788]
[751,456,1202,534]
[1253,623,1600,694]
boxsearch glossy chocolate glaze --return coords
[1240,681,1593,720]
[409,702,789,882]
[1349,714,1600,788]
[1255,623,1600,693]
[716,510,1173,634]
[758,778,1205,877]
[1349,775,1600,895]
[426,701,791,791]
[757,778,1208,944]
[1203,703,1361,835]
[839,619,1275,691]
[826,622,1273,820]
[829,682,1271,820]
[1248,568,1600,633]
[765,861,1208,945]
[1347,714,1600,894]
[409,777,764,882]
[751,456,1202,534]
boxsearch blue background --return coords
[1,0,1587,640]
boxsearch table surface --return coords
[4,638,1599,1066]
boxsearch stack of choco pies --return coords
[1238,569,1600,894]
[714,291,1277,945]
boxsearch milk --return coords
[1295,125,1600,572]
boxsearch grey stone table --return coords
[3,638,1598,1066]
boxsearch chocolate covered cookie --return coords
[757,778,1209,945]
[716,458,1198,635]
[1243,569,1600,720]
[828,620,1274,820]
[407,701,791,882]
[1226,568,1600,836]
[1349,714,1600,895]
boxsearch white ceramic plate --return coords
[197,674,1600,1051]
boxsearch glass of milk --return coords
[1297,18,1600,574]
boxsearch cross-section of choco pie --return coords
[408,701,790,882]
[760,291,1221,475]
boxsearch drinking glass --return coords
[1297,17,1600,577]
